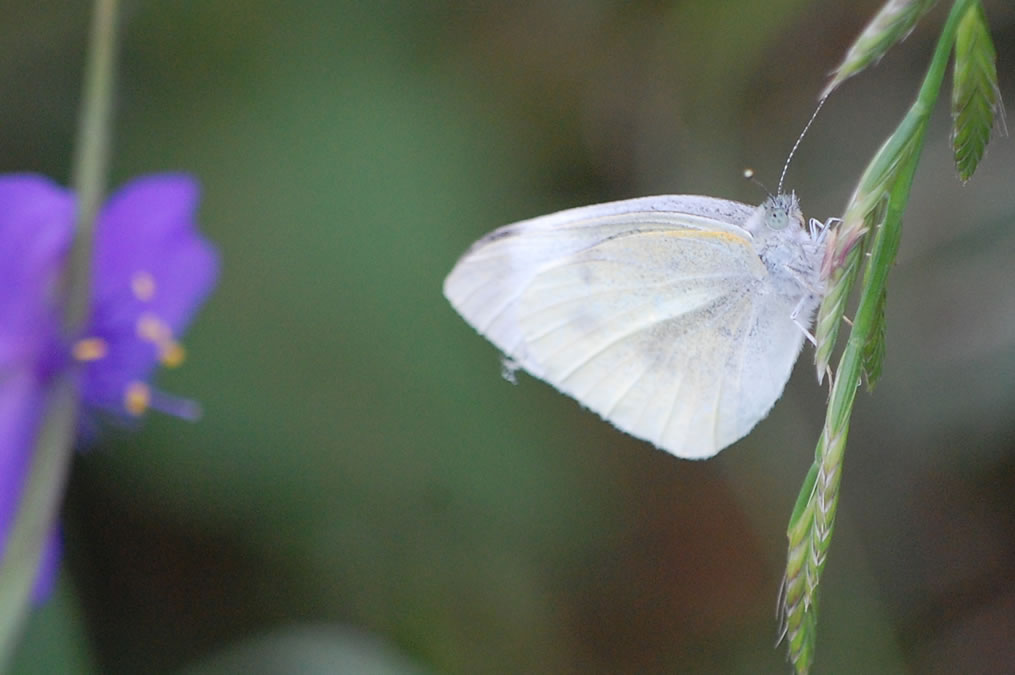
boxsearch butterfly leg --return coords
[793,318,818,346]
[809,216,840,241]
[500,356,521,384]
[790,294,818,346]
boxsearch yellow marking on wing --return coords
[657,229,752,246]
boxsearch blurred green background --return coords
[3,1,1014,673]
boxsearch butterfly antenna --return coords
[777,95,827,195]
[742,168,773,198]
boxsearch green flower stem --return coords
[68,0,120,331]
[783,1,976,672]
[0,380,78,668]
[0,0,120,667]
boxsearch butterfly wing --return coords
[444,196,808,459]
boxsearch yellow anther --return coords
[135,312,187,368]
[160,341,186,368]
[71,337,108,362]
[124,381,151,416]
[137,312,170,343]
[131,271,156,301]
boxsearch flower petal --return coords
[0,175,73,369]
[0,371,63,604]
[0,370,47,569]
[31,527,62,603]
[82,174,219,411]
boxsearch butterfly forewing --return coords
[446,196,820,458]
[445,196,755,358]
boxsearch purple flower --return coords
[0,173,218,599]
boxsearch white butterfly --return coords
[443,193,830,459]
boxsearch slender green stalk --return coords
[67,0,120,332]
[0,0,120,666]
[0,381,78,668]
[781,1,978,672]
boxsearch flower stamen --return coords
[124,381,151,416]
[136,312,187,368]
[136,312,170,342]
[160,341,186,368]
[131,271,156,301]
[72,337,109,362]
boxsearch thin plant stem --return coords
[0,0,120,666]
[67,0,120,332]
[782,1,977,672]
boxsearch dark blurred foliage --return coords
[3,1,1014,673]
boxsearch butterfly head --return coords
[745,193,803,235]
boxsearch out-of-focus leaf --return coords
[181,624,429,675]
[10,577,97,675]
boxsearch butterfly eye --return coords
[766,207,790,230]
[763,194,802,231]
